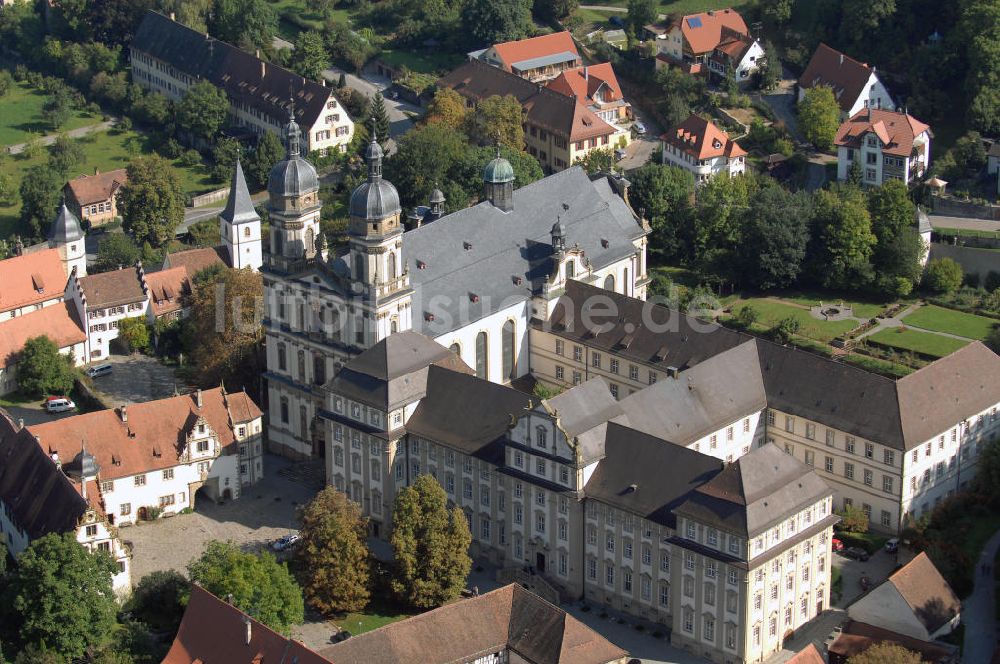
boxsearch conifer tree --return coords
[370,92,390,146]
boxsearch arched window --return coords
[243,226,251,237]
[604,274,615,292]
[566,260,575,279]
[624,267,629,294]
[277,343,287,371]
[502,320,515,381]
[313,354,326,385]
[273,231,283,255]
[279,397,289,423]
[450,343,460,355]
[475,331,488,379]
[354,253,364,280]
[387,252,397,281]
[390,316,398,334]
[297,349,306,381]
[299,405,309,438]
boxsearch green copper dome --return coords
[483,152,514,184]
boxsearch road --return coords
[5,120,117,155]
[321,65,421,148]
[963,527,1000,664]
[929,213,1000,231]
[619,106,662,171]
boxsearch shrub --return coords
[179,149,202,168]
[925,258,964,294]
[770,316,801,344]
[836,504,869,534]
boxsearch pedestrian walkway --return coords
[962,527,1000,663]
[5,119,115,154]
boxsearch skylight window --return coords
[687,16,703,28]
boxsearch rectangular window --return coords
[785,415,794,432]
[592,352,601,368]
[825,429,835,447]
[883,475,893,493]
[865,442,874,458]
[844,463,854,480]
[610,358,619,374]
[864,469,873,486]
[134,474,146,487]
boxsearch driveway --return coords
[755,66,800,140]
[87,354,190,409]
[322,66,421,149]
[963,528,1000,664]
[619,106,662,172]
[831,545,899,608]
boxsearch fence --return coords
[190,187,231,208]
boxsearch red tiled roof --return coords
[145,267,190,317]
[491,31,579,69]
[798,43,875,112]
[0,249,68,314]
[660,113,747,160]
[27,387,262,481]
[164,584,331,664]
[0,301,86,368]
[65,169,128,206]
[786,644,824,664]
[829,620,955,660]
[674,9,749,55]
[162,247,226,279]
[834,108,931,158]
[887,552,961,634]
[546,62,624,105]
[78,265,147,309]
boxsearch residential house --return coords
[828,620,958,664]
[468,31,582,82]
[161,246,227,277]
[0,302,87,395]
[661,113,746,183]
[439,60,628,171]
[649,9,763,82]
[847,552,961,641]
[546,63,633,131]
[835,108,931,186]
[144,266,190,323]
[64,168,127,227]
[130,11,354,154]
[66,261,149,361]
[0,409,131,594]
[27,387,264,525]
[0,246,72,321]
[798,43,894,117]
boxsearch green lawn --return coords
[902,304,998,340]
[733,298,858,342]
[778,291,888,320]
[332,607,414,635]
[574,7,620,29]
[0,128,217,238]
[659,0,753,15]
[867,327,970,358]
[379,49,463,75]
[0,81,104,148]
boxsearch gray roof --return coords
[916,206,932,234]
[674,443,832,538]
[405,167,646,336]
[220,160,260,226]
[511,51,580,71]
[268,117,320,199]
[615,340,766,446]
[50,202,84,243]
[584,422,723,527]
[544,377,621,464]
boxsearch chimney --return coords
[584,65,588,82]
[94,167,100,176]
[169,11,175,20]
[196,389,203,408]
[261,61,266,79]
[839,53,844,66]
[244,616,252,645]
[120,406,127,423]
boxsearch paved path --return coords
[929,213,1000,232]
[578,4,627,11]
[963,528,1000,663]
[854,303,920,341]
[5,120,116,154]
[321,65,420,148]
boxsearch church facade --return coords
[261,114,651,459]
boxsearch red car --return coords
[832,538,844,552]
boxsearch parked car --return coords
[614,148,627,161]
[884,538,899,553]
[44,396,76,413]
[632,121,647,135]
[831,537,844,552]
[271,533,300,551]
[86,363,113,378]
[329,630,352,643]
[842,546,870,562]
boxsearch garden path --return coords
[5,119,115,154]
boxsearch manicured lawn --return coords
[0,128,217,238]
[733,298,857,342]
[574,7,620,29]
[660,0,753,15]
[332,607,414,635]
[0,81,104,148]
[778,291,888,320]
[902,304,998,341]
[379,49,463,75]
[867,327,970,358]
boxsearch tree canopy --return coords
[465,94,525,150]
[175,80,229,143]
[17,336,76,397]
[924,257,964,294]
[18,163,62,239]
[811,186,876,290]
[460,0,532,46]
[741,186,812,290]
[119,155,186,247]
[627,163,695,260]
[847,642,922,664]
[291,30,327,82]
[798,86,841,150]
[425,88,469,131]
[209,0,277,51]
[188,540,304,634]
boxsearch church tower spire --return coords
[49,200,86,278]
[220,158,262,271]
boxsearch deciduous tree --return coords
[291,30,328,82]
[175,80,229,143]
[209,0,277,51]
[188,541,304,634]
[0,533,118,659]
[627,163,694,260]
[390,475,472,609]
[17,336,75,397]
[924,257,963,294]
[95,233,141,273]
[574,148,616,174]
[118,317,150,353]
[811,186,876,290]
[126,570,189,633]
[798,85,841,151]
[298,487,371,614]
[247,130,284,190]
[740,186,811,290]
[868,180,923,294]
[461,0,531,46]
[47,134,85,177]
[18,164,62,239]
[847,642,921,664]
[465,94,524,149]
[626,0,656,33]
[425,87,469,131]
[41,89,71,131]
[212,137,243,184]
[119,155,185,247]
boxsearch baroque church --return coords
[262,113,651,459]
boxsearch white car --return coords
[45,397,76,413]
[632,121,647,135]
[271,533,300,551]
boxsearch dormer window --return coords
[713,139,722,149]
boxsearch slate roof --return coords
[834,108,931,158]
[78,264,147,309]
[326,331,473,411]
[27,388,261,481]
[220,160,260,226]
[50,202,85,243]
[401,167,645,337]
[164,583,330,664]
[661,113,746,160]
[614,340,766,446]
[0,301,87,367]
[545,377,622,464]
[0,409,89,541]
[886,552,961,635]
[0,248,68,314]
[540,280,750,373]
[405,365,532,458]
[439,60,618,142]
[64,169,127,207]
[319,583,627,664]
[799,43,879,112]
[132,11,339,131]
[673,9,749,54]
[584,422,723,527]
[674,442,832,538]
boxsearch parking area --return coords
[86,354,190,408]
[123,454,323,581]
[831,545,900,608]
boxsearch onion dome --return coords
[349,132,401,220]
[268,107,320,198]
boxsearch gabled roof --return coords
[786,644,825,664]
[319,583,627,664]
[543,377,621,465]
[886,552,961,634]
[834,108,931,157]
[163,583,330,664]
[489,31,580,70]
[661,113,746,160]
[64,169,127,206]
[673,9,749,54]
[0,248,68,314]
[27,387,262,481]
[0,409,88,541]
[439,60,617,142]
[546,63,624,105]
[585,422,723,527]
[828,620,956,661]
[144,266,190,317]
[0,301,86,368]
[132,11,342,131]
[162,246,227,278]
[78,264,147,309]
[799,43,878,112]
